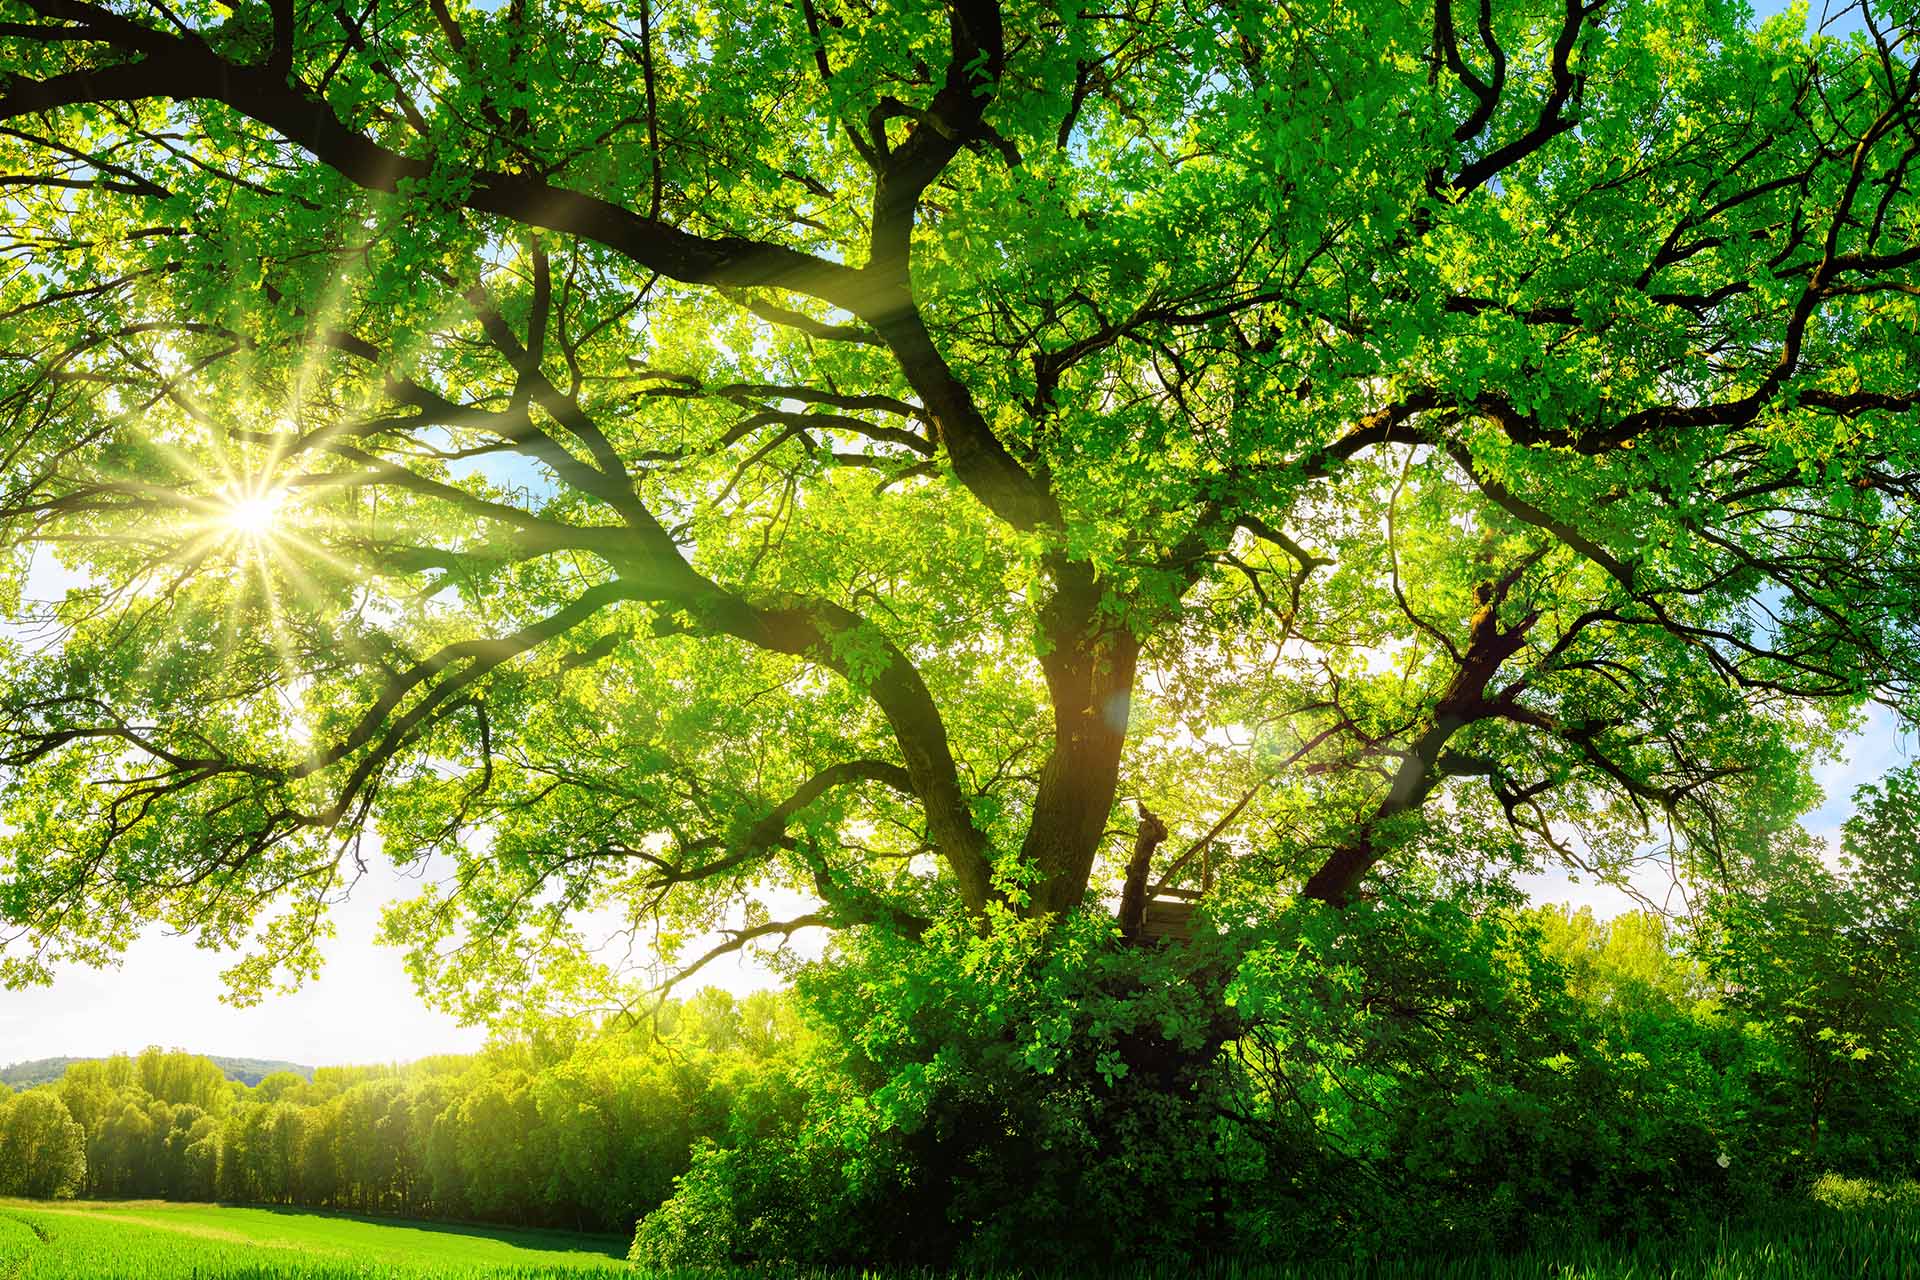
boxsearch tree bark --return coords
[1021,561,1140,915]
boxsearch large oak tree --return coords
[0,0,1915,1008]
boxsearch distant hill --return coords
[0,1054,313,1090]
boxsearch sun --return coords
[219,487,288,540]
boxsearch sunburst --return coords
[219,486,290,541]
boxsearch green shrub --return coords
[634,884,1859,1270]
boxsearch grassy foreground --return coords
[0,1199,626,1277]
[3,1182,1919,1278]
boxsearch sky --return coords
[0,856,796,1068]
[1512,704,1915,913]
[0,0,1904,1071]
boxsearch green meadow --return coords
[0,1199,626,1278]
[5,1180,1920,1278]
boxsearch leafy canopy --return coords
[0,0,1915,1008]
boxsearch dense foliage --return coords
[621,769,1920,1268]
[0,1087,86,1199]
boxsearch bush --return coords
[634,884,1832,1269]
[635,907,1261,1270]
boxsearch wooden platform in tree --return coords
[1139,896,1198,943]
[1118,802,1214,945]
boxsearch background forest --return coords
[3,994,790,1233]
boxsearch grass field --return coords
[3,1183,1919,1277]
[0,1199,627,1278]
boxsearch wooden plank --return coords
[1140,899,1197,942]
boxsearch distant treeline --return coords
[0,989,796,1234]
[0,1055,311,1091]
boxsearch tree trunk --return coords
[1022,561,1140,915]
